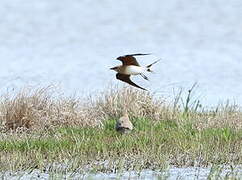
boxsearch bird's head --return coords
[110,66,119,72]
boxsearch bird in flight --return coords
[110,53,160,90]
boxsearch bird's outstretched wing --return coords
[116,53,150,66]
[116,73,147,91]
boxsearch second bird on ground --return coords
[110,53,160,91]
[115,112,133,134]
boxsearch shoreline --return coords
[1,166,242,179]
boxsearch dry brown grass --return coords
[0,86,102,131]
[0,86,167,131]
[92,86,170,120]
[0,85,241,131]
[194,103,242,130]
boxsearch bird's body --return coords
[116,113,133,134]
[110,53,160,90]
[114,65,146,75]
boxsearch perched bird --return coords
[115,112,133,134]
[110,53,160,90]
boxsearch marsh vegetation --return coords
[0,85,242,178]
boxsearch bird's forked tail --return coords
[146,59,161,72]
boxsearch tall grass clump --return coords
[0,87,53,130]
[0,86,171,131]
[0,85,241,132]
[92,86,172,120]
[0,86,102,131]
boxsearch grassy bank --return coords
[0,86,242,174]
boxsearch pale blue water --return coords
[2,167,242,179]
[0,0,242,105]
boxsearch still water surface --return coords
[2,167,242,179]
[0,0,242,105]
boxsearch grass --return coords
[0,85,242,178]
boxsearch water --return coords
[1,167,242,179]
[0,0,242,105]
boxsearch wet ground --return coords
[1,167,242,180]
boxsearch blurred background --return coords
[0,0,242,105]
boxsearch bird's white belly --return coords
[123,66,145,75]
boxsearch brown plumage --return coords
[116,53,150,66]
[116,73,147,91]
[115,113,133,134]
[110,53,160,90]
[111,53,160,91]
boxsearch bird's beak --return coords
[110,67,115,70]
